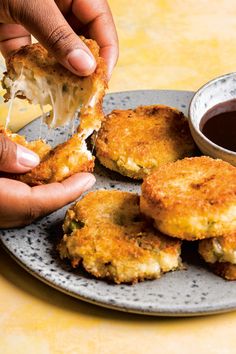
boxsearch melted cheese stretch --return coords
[4,67,96,129]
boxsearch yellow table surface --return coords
[1,1,236,353]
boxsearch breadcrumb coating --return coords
[0,126,94,185]
[209,262,236,280]
[2,37,107,133]
[0,125,51,160]
[0,37,107,185]
[199,233,236,280]
[95,105,197,179]
[58,190,182,284]
[140,156,236,240]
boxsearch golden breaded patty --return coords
[208,262,236,280]
[18,134,94,186]
[58,190,182,284]
[0,125,51,160]
[2,37,107,133]
[0,126,94,186]
[140,156,236,241]
[199,233,236,280]
[94,105,196,179]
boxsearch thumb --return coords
[0,134,40,173]
[16,0,96,76]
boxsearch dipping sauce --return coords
[200,99,236,152]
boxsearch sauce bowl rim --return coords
[188,72,236,157]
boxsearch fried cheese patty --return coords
[94,105,196,179]
[0,126,94,186]
[2,36,107,133]
[58,190,182,284]
[140,156,236,241]
[199,233,236,280]
[0,125,51,160]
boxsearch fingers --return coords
[30,173,95,216]
[0,24,31,58]
[0,134,39,173]
[0,0,118,78]
[72,0,119,79]
[0,178,30,228]
[12,0,96,76]
[0,173,95,228]
[98,43,119,81]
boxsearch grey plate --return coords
[1,90,236,317]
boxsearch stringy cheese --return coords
[4,67,96,129]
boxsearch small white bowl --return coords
[189,72,236,166]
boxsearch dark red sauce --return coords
[200,99,236,152]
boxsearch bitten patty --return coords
[0,126,94,186]
[2,36,107,134]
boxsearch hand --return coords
[0,135,95,228]
[0,0,118,79]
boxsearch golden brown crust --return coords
[2,37,107,131]
[198,232,236,282]
[199,232,236,280]
[94,105,197,179]
[0,126,94,186]
[4,38,101,85]
[18,134,94,186]
[58,190,182,284]
[0,125,51,160]
[0,38,105,184]
[140,156,236,240]
[199,233,236,263]
[210,262,236,280]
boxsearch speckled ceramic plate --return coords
[1,90,236,317]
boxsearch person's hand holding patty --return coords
[0,0,118,227]
[0,134,96,228]
[0,0,118,78]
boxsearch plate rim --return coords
[2,88,236,317]
[2,241,236,317]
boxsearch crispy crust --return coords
[0,126,94,186]
[4,37,102,86]
[199,236,236,280]
[1,38,106,184]
[2,37,107,131]
[58,190,182,284]
[0,125,51,160]
[199,232,236,280]
[199,233,236,264]
[94,105,197,179]
[140,156,236,240]
[210,262,236,280]
[18,134,94,185]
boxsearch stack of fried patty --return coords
[141,156,236,280]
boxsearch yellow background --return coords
[1,1,236,353]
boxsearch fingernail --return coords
[67,49,96,75]
[80,173,96,190]
[17,145,40,168]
